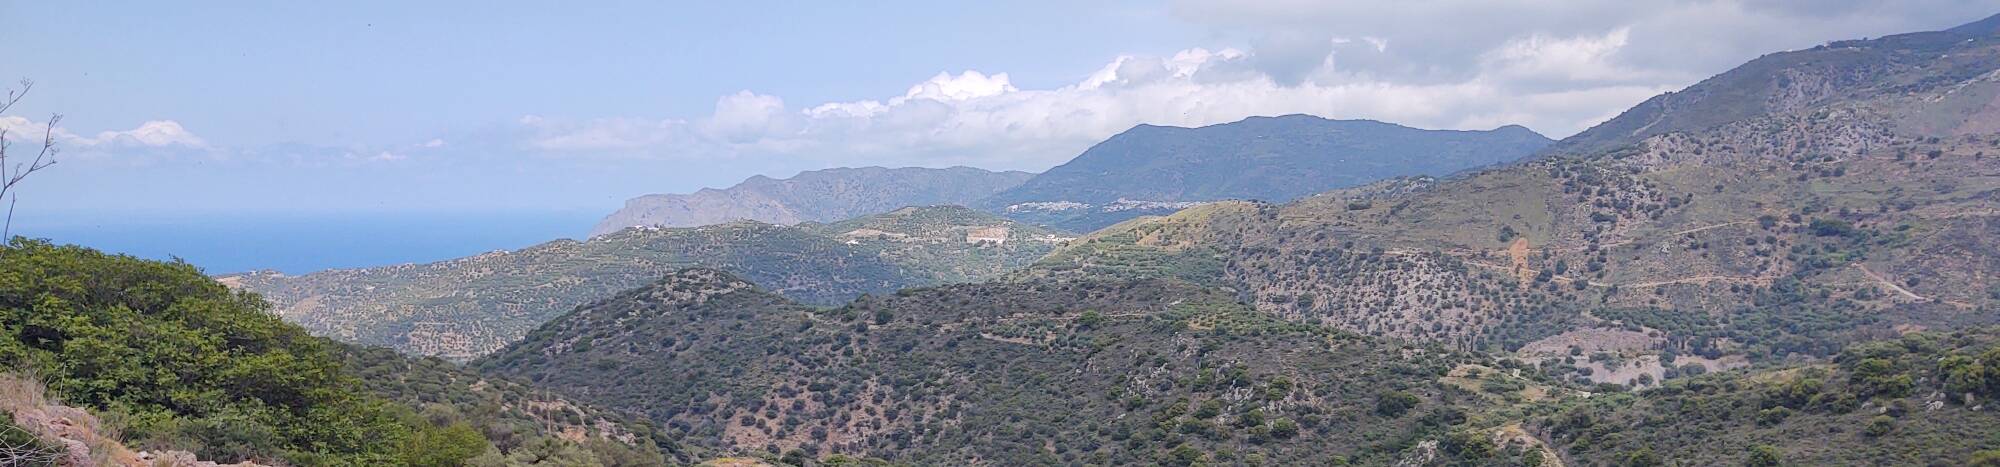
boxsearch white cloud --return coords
[899,71,1018,102]
[516,1,2000,171]
[1480,27,1653,83]
[515,34,1658,170]
[86,120,208,148]
[0,116,208,149]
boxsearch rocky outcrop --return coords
[0,373,266,467]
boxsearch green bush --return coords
[401,422,490,467]
[0,240,417,464]
[1746,444,1782,467]
[1375,391,1420,417]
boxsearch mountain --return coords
[477,268,1491,465]
[979,115,1553,231]
[591,166,1034,236]
[1021,17,2000,379]
[225,206,1070,360]
[1550,14,2000,155]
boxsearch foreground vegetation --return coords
[0,239,672,466]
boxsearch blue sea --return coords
[13,210,603,275]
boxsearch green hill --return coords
[477,268,1490,465]
[226,206,1070,360]
[0,239,674,466]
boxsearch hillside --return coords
[1520,329,2000,466]
[477,269,1489,465]
[0,239,674,466]
[592,166,1034,236]
[980,115,1552,231]
[1021,18,2000,384]
[1551,13,2000,155]
[226,206,1069,360]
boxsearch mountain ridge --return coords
[227,205,1069,360]
[591,166,1033,236]
[979,114,1553,231]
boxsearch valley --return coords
[10,7,2000,467]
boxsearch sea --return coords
[12,210,603,275]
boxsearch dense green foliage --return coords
[0,239,415,464]
[0,240,674,466]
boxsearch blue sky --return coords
[6,0,1999,221]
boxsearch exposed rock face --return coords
[591,166,1034,236]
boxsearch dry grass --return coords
[0,372,146,466]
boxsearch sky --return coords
[4,1,1999,239]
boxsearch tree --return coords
[1864,416,1895,437]
[1624,447,1662,467]
[0,79,60,240]
[1269,418,1299,439]
[1746,444,1782,467]
[402,422,491,467]
[1162,443,1206,467]
[1970,450,2000,467]
[1375,391,1420,417]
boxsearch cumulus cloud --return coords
[0,116,207,148]
[510,0,1999,171]
[516,38,1668,169]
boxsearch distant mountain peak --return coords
[591,166,1034,236]
[1947,12,2000,36]
[981,114,1551,231]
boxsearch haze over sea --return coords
[15,210,600,275]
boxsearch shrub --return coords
[401,422,489,467]
[1375,391,1420,417]
[1864,416,1895,437]
[1746,444,1782,467]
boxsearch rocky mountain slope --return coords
[591,166,1033,236]
[226,206,1069,360]
[1023,17,2000,385]
[980,115,1552,231]
[477,268,1489,465]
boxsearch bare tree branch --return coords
[0,79,60,245]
